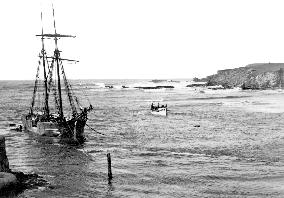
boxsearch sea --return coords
[0,79,283,198]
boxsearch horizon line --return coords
[0,77,195,81]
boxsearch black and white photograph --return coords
[0,0,283,197]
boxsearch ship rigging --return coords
[22,7,93,144]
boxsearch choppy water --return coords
[0,79,284,197]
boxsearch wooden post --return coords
[107,153,112,182]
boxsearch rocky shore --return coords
[0,136,47,196]
[195,63,284,89]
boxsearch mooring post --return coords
[107,153,112,182]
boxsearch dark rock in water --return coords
[156,86,174,89]
[194,125,200,127]
[134,86,174,89]
[186,83,206,87]
[0,171,48,196]
[9,124,16,127]
[207,86,224,90]
[134,86,158,89]
[12,171,47,189]
[105,85,113,89]
[122,85,129,88]
[0,137,10,172]
[0,136,48,196]
[0,172,17,194]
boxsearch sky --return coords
[1,0,284,80]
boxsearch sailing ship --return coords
[150,103,168,116]
[21,8,93,145]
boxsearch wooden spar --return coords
[39,55,79,63]
[52,5,58,49]
[52,5,63,118]
[55,51,63,118]
[107,153,113,182]
[36,33,76,38]
[41,11,49,117]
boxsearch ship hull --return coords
[21,114,86,144]
[21,115,61,136]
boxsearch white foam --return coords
[94,82,106,88]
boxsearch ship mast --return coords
[41,11,50,117]
[36,6,77,119]
[52,6,64,119]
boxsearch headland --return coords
[194,63,284,89]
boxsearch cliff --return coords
[203,63,284,89]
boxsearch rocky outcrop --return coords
[0,137,10,172]
[203,63,284,89]
[0,136,17,194]
[0,136,47,196]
